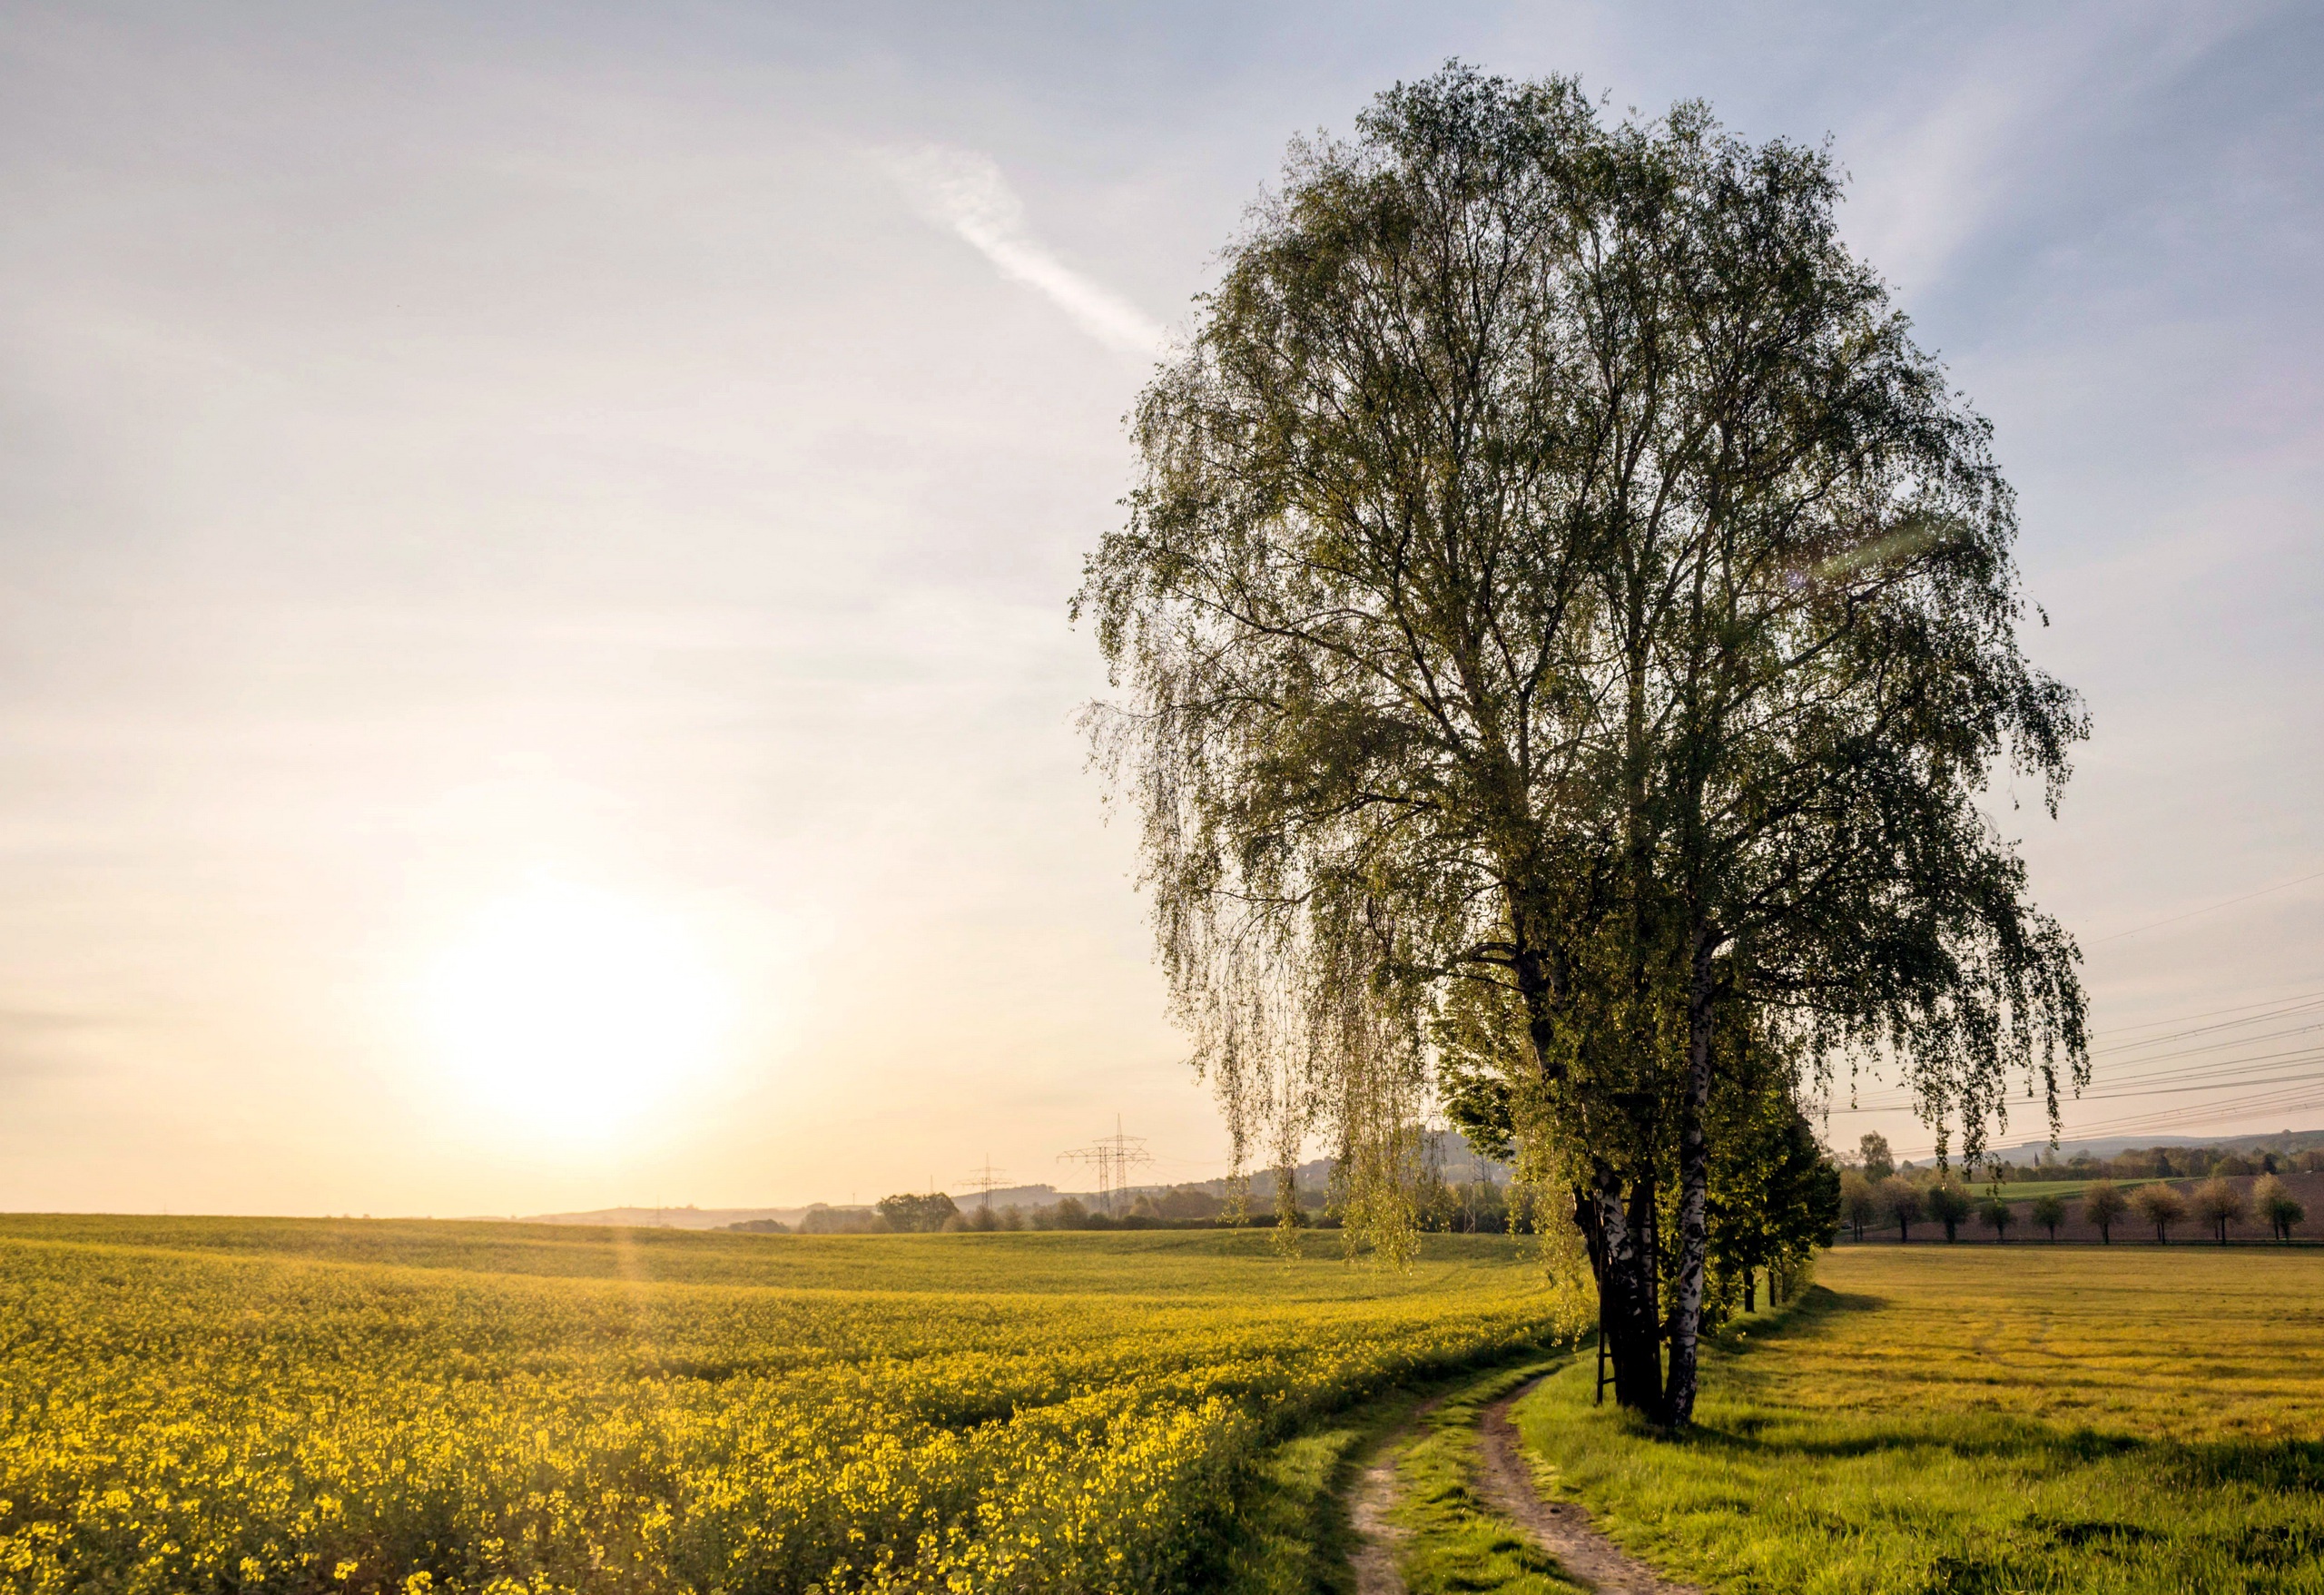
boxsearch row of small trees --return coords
[1837,1172,2307,1243]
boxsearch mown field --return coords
[1514,1246,2324,1592]
[0,1215,1581,1595]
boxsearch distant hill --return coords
[1203,1128,1513,1196]
[518,1130,1515,1231]
[1974,1128,2324,1165]
[956,1185,1061,1208]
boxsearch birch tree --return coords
[1078,64,2085,1427]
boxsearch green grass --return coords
[1512,1247,2324,1592]
[0,1211,1546,1297]
[1225,1388,1416,1595]
[1950,1176,2161,1203]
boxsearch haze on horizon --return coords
[0,0,2317,1217]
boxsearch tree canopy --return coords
[1078,63,2084,1426]
[875,1192,960,1234]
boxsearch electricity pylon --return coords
[962,1156,1009,1210]
[1058,1117,1153,1216]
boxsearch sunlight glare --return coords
[423,882,734,1142]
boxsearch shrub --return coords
[1768,1250,1818,1304]
[799,1206,890,1235]
[2031,1193,2067,1241]
[1976,1196,2015,1242]
[2132,1181,2187,1242]
[1925,1180,1973,1243]
[2254,1175,2306,1241]
[1878,1176,1924,1242]
[877,1192,961,1234]
[2082,1179,2127,1243]
[2191,1177,2252,1245]
[1839,1170,1878,1241]
[1030,1196,1094,1229]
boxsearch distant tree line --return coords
[1843,1128,2322,1187]
[1945,1141,2320,1184]
[1832,1136,2307,1245]
[727,1176,1590,1236]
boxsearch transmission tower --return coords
[962,1155,1009,1210]
[1058,1116,1153,1216]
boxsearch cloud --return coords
[881,144,1167,359]
[1841,4,2278,293]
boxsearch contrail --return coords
[881,144,1167,360]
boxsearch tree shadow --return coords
[1570,1287,2324,1580]
[1706,1283,1883,1359]
[2170,1438,2324,1493]
[1680,1287,2145,1466]
[1623,1286,2324,1499]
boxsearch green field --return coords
[1511,1246,2324,1592]
[0,1216,1581,1595]
[1928,1176,2156,1204]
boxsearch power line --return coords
[1850,1035,2324,1108]
[1823,995,2324,1117]
[1884,1080,2324,1162]
[2092,987,2324,1038]
[1827,1040,2324,1116]
[2102,1007,2324,1057]
[2088,867,2324,945]
[2065,1079,2324,1135]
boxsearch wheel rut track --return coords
[1347,1393,1442,1595]
[1471,1375,1701,1595]
[1347,1373,1699,1595]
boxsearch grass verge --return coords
[1222,1389,1417,1595]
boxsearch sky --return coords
[0,0,2318,1214]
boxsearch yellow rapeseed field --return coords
[0,1216,1581,1595]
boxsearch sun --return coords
[423,882,734,1141]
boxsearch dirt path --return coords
[1344,1375,1698,1595]
[1347,1396,1441,1595]
[1472,1378,1701,1595]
